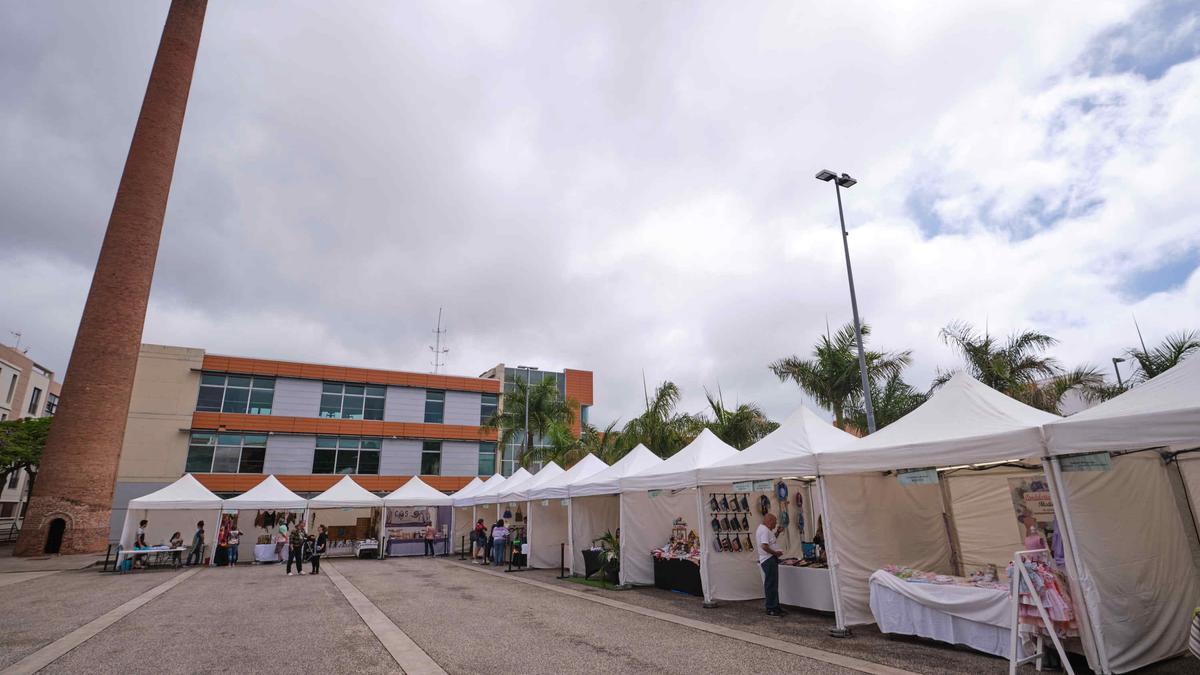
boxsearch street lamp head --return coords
[1112,357,1126,364]
[815,169,837,182]
[836,173,857,188]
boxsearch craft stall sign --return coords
[897,467,938,486]
[752,480,774,492]
[1060,452,1112,472]
[732,481,754,493]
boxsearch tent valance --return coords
[383,476,454,506]
[450,476,485,507]
[699,407,855,484]
[224,475,307,510]
[570,445,662,497]
[128,474,223,510]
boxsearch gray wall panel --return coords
[109,481,171,542]
[381,439,421,475]
[264,434,315,475]
[441,441,480,477]
[272,378,322,417]
[444,391,482,426]
[384,386,425,423]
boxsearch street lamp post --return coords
[816,169,876,434]
[515,365,538,471]
[1112,357,1126,388]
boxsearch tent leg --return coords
[817,476,852,637]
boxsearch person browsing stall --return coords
[473,519,487,564]
[757,513,786,617]
[287,521,306,576]
[310,525,327,575]
[185,521,206,567]
[169,531,184,567]
[491,519,509,567]
[423,522,437,557]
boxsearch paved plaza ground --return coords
[0,551,1194,674]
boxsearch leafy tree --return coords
[1126,330,1199,381]
[936,321,1105,414]
[846,373,928,432]
[769,322,911,429]
[520,420,586,469]
[618,381,700,458]
[483,376,575,471]
[700,388,778,449]
[578,420,628,465]
[0,416,51,497]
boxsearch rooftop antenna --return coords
[9,331,22,352]
[1132,314,1149,355]
[429,308,449,374]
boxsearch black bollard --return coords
[459,535,466,560]
[506,540,513,572]
[557,542,568,579]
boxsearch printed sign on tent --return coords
[897,467,938,486]
[1060,452,1112,472]
[1008,475,1056,546]
[732,481,754,493]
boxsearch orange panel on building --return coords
[200,354,501,394]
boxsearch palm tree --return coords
[846,373,928,432]
[520,421,586,469]
[578,420,628,465]
[937,321,1105,414]
[483,376,576,470]
[619,381,699,458]
[769,322,911,429]
[1126,330,1199,381]
[701,388,778,449]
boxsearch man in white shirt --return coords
[756,512,785,617]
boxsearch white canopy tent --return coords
[380,476,454,558]
[696,407,856,604]
[222,475,308,564]
[489,468,533,509]
[307,476,384,559]
[120,474,224,565]
[619,430,738,590]
[531,454,608,501]
[449,476,486,555]
[503,462,564,502]
[500,462,565,568]
[1040,357,1200,673]
[526,455,608,569]
[566,445,661,575]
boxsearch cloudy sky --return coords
[2,0,1198,426]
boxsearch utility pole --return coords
[428,307,449,374]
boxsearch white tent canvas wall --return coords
[503,462,565,568]
[619,430,738,589]
[449,476,485,555]
[697,407,856,604]
[222,475,307,564]
[307,476,383,559]
[567,445,661,574]
[525,455,608,570]
[120,474,224,564]
[1042,356,1200,673]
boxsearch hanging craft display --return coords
[719,494,730,511]
[775,481,788,501]
[740,494,751,512]
[709,495,719,512]
[758,495,771,515]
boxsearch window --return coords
[185,432,267,473]
[7,471,18,489]
[319,383,385,420]
[45,393,58,416]
[0,502,14,518]
[27,387,42,416]
[424,390,445,424]
[421,441,442,475]
[196,374,274,415]
[478,442,496,476]
[5,374,15,403]
[312,437,380,475]
[480,393,498,425]
[0,413,6,421]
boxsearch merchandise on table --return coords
[651,517,700,565]
[882,564,1008,591]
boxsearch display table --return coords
[869,570,1022,658]
[254,543,282,563]
[652,557,703,597]
[581,548,605,579]
[778,564,835,612]
[386,537,448,557]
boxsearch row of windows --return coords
[197,373,501,426]
[183,433,499,476]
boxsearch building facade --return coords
[109,344,592,542]
[0,343,63,529]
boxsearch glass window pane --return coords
[360,439,381,450]
[344,384,365,396]
[226,375,252,388]
[196,386,224,412]
[216,433,241,446]
[239,447,266,473]
[338,437,360,449]
[421,450,441,476]
[478,442,496,475]
[322,382,343,394]
[319,394,343,418]
[248,389,274,415]
[185,446,214,473]
[424,391,445,424]
[221,387,250,413]
[342,395,364,419]
[242,434,268,447]
[252,377,275,390]
[358,450,379,475]
[201,374,226,386]
[190,431,215,446]
[212,446,241,473]
[312,448,335,473]
[335,450,359,474]
[363,397,384,420]
[316,437,338,449]
[365,385,386,398]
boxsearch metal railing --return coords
[0,521,19,543]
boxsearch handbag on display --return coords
[719,494,730,512]
[730,516,740,532]
[709,495,719,512]
[741,514,750,531]
[720,515,731,531]
[740,494,751,512]
[744,534,753,550]
[758,495,770,515]
[732,534,742,552]
[711,516,721,534]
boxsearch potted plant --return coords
[598,529,620,584]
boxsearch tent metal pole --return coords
[697,487,716,608]
[377,506,386,560]
[817,475,850,637]
[937,475,965,576]
[1044,457,1111,674]
[566,498,574,576]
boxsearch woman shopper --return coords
[287,521,306,576]
[473,519,487,564]
[310,525,327,575]
[185,521,205,566]
[226,526,243,567]
[491,519,509,567]
[274,521,288,563]
[423,522,437,557]
[169,531,184,567]
[133,519,149,569]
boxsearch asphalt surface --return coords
[37,563,396,674]
[0,568,167,669]
[337,557,861,674]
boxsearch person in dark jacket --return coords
[287,522,307,576]
[310,525,327,575]
[185,521,205,566]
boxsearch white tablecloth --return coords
[779,565,835,612]
[254,543,282,563]
[868,570,1020,658]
